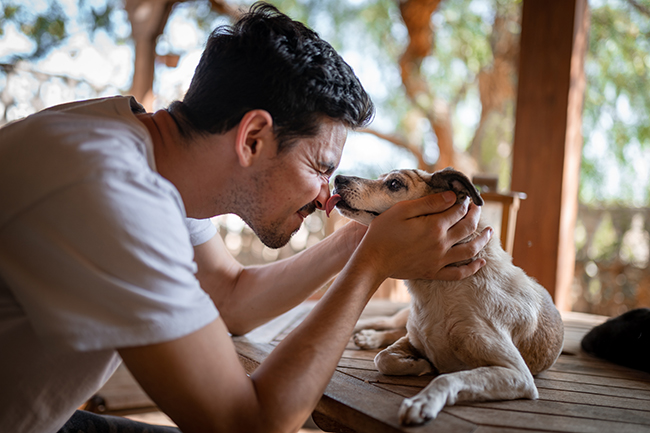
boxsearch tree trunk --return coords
[125,0,241,111]
[467,2,520,173]
[125,0,176,110]
[397,0,465,173]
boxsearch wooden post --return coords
[511,0,589,311]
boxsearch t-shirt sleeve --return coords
[185,218,217,246]
[0,170,219,351]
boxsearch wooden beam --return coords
[511,0,589,311]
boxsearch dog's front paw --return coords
[398,393,446,426]
[353,330,384,349]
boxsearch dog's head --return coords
[326,167,483,225]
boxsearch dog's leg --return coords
[354,328,408,349]
[353,306,410,349]
[399,333,537,426]
[354,306,409,332]
[374,335,433,376]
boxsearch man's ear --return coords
[234,110,275,167]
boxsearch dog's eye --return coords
[387,179,404,191]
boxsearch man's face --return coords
[238,118,347,248]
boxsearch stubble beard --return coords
[230,165,316,249]
[230,189,306,250]
[247,216,295,249]
[244,201,316,249]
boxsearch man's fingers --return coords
[443,226,493,268]
[435,258,487,281]
[446,202,482,240]
[394,191,458,219]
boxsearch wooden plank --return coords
[474,428,560,433]
[337,366,436,388]
[537,388,650,412]
[233,341,274,371]
[341,348,381,361]
[316,369,477,433]
[374,383,650,417]
[337,357,377,371]
[462,399,650,425]
[360,381,650,432]
[445,405,647,433]
[550,356,650,382]
[511,0,589,310]
[536,370,650,391]
[373,379,650,414]
[535,378,650,400]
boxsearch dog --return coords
[325,167,564,426]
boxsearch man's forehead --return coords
[316,122,347,159]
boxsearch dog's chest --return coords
[405,279,479,371]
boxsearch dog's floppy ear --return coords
[432,167,484,206]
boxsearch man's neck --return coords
[136,110,239,219]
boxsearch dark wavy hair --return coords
[168,2,374,152]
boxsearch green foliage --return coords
[582,0,650,205]
[1,1,67,59]
[0,0,127,61]
[3,0,649,206]
[426,0,494,102]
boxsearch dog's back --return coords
[406,224,564,375]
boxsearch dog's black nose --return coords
[334,175,350,187]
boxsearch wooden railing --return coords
[571,204,650,316]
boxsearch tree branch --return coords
[208,0,243,20]
[626,0,650,17]
[359,128,428,169]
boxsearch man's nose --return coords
[314,180,331,210]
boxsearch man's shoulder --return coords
[41,95,141,115]
[0,96,147,146]
[0,96,158,230]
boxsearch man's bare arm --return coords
[193,219,368,335]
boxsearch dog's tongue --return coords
[325,194,342,218]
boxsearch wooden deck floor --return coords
[237,301,650,433]
[96,300,650,432]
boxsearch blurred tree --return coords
[2,0,650,206]
[0,0,125,61]
[581,0,650,205]
[125,0,239,108]
[1,1,67,61]
[269,0,521,184]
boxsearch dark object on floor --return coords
[581,308,650,373]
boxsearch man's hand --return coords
[356,191,492,282]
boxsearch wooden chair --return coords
[472,174,526,255]
[479,191,527,255]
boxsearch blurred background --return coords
[1,0,649,315]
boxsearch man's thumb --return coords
[404,190,457,219]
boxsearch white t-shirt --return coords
[0,96,219,433]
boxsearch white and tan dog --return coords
[326,167,564,426]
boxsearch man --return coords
[0,3,491,432]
